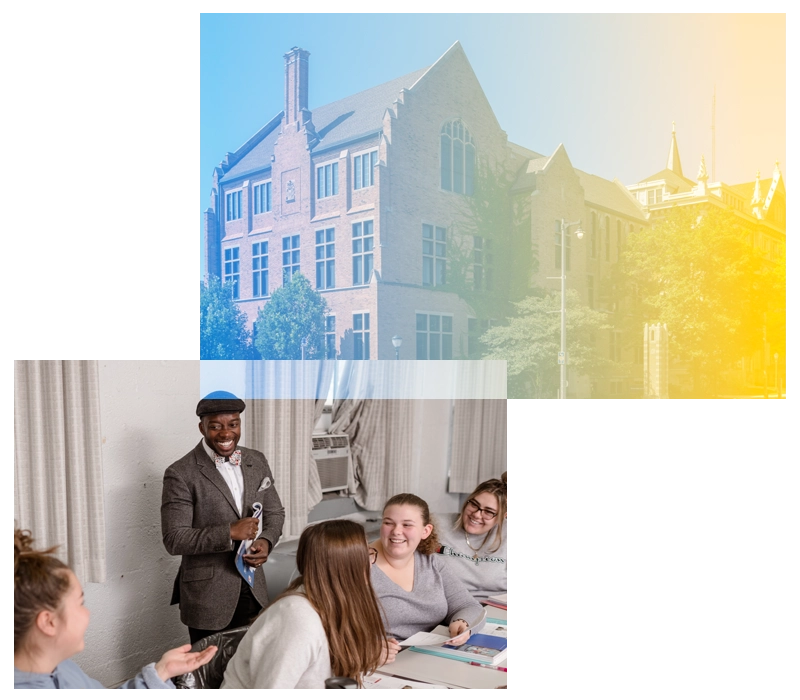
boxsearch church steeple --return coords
[666,122,684,178]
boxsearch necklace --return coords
[465,532,482,560]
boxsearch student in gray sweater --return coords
[370,494,484,642]
[436,472,507,600]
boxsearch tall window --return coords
[353,313,370,360]
[325,315,336,359]
[590,212,597,258]
[316,162,339,199]
[253,181,272,214]
[354,150,377,190]
[315,228,335,290]
[616,220,622,261]
[610,330,622,362]
[416,313,453,360]
[282,235,300,284]
[225,190,241,221]
[605,217,610,262]
[252,241,268,297]
[423,224,446,286]
[647,188,663,205]
[554,221,571,271]
[224,247,240,299]
[440,119,475,195]
[352,220,374,285]
[587,275,594,309]
[473,236,493,290]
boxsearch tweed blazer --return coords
[161,441,285,630]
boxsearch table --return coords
[375,606,508,689]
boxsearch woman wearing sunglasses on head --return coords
[436,472,507,600]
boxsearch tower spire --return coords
[666,122,683,178]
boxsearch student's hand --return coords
[448,619,470,645]
[243,538,271,568]
[230,517,260,541]
[380,637,401,665]
[154,644,218,682]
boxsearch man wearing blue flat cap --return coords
[161,391,285,644]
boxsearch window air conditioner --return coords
[311,434,351,493]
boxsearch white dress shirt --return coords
[202,440,244,516]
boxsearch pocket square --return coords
[257,476,272,491]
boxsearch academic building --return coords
[204,43,785,397]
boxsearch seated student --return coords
[14,528,217,689]
[222,519,397,689]
[370,493,485,642]
[436,472,507,600]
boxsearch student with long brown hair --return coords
[222,519,393,689]
[14,528,217,689]
[370,493,485,641]
[436,472,507,599]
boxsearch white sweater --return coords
[221,593,331,689]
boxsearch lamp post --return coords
[551,218,584,399]
[392,335,402,360]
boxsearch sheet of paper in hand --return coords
[235,502,263,587]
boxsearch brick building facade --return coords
[204,42,647,385]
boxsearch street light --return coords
[392,335,402,360]
[548,218,584,399]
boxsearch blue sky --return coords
[200,13,786,274]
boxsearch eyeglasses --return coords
[368,547,378,565]
[466,499,497,520]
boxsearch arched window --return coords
[440,119,475,195]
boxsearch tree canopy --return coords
[621,206,776,390]
[253,274,328,359]
[200,277,253,360]
[481,289,612,398]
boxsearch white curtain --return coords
[14,361,106,583]
[448,399,507,493]
[246,361,334,536]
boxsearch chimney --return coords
[284,47,311,126]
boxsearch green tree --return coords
[446,160,535,332]
[621,206,767,395]
[481,289,612,398]
[200,276,254,360]
[254,274,328,359]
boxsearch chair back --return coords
[172,625,250,689]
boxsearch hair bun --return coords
[14,528,34,575]
[500,471,507,485]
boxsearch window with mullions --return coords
[315,228,335,290]
[616,220,622,261]
[354,150,377,190]
[225,190,241,221]
[252,241,268,298]
[440,119,475,195]
[473,236,493,290]
[325,315,336,359]
[316,162,339,199]
[416,313,453,360]
[554,221,571,271]
[353,313,370,360]
[590,213,597,258]
[253,181,272,214]
[605,216,611,261]
[224,247,240,299]
[352,220,374,285]
[422,224,446,287]
[282,235,300,284]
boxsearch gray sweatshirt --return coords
[436,516,507,600]
[370,550,484,641]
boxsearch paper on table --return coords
[362,673,447,689]
[400,608,488,647]
[399,631,451,648]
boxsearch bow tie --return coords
[215,450,242,467]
